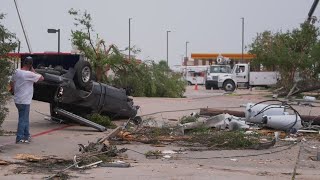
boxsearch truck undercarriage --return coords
[22,53,139,131]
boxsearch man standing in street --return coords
[10,56,44,143]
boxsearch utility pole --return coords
[47,29,60,53]
[129,18,132,61]
[308,0,319,22]
[185,41,189,60]
[241,17,244,61]
[14,0,32,53]
[166,30,171,66]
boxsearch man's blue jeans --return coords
[15,104,30,142]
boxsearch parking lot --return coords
[0,86,320,179]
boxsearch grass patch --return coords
[145,150,162,157]
[179,115,199,124]
[87,113,117,129]
[187,125,211,134]
[190,130,260,149]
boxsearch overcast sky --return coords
[1,0,319,66]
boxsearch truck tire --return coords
[205,85,211,90]
[223,80,236,92]
[74,60,92,89]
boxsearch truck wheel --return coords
[74,60,92,89]
[187,81,192,85]
[223,80,236,92]
[205,85,211,90]
[49,104,65,123]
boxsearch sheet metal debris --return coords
[180,114,249,133]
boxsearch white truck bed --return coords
[249,72,279,86]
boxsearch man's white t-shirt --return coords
[12,69,42,104]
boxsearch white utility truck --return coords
[205,56,279,92]
[182,66,209,85]
[205,55,232,90]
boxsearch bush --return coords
[179,115,198,124]
[110,60,186,98]
[87,113,117,129]
[0,14,17,127]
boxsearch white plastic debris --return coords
[244,131,254,134]
[303,96,316,102]
[282,137,298,142]
[262,115,302,131]
[229,120,250,131]
[181,114,248,132]
[245,103,285,123]
[162,150,177,154]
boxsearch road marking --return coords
[0,124,72,147]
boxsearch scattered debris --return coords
[73,156,102,169]
[200,106,320,125]
[47,139,129,179]
[297,130,319,133]
[250,139,276,150]
[0,159,10,165]
[15,154,45,162]
[110,115,280,150]
[145,150,162,159]
[99,160,131,168]
[282,137,298,142]
[179,115,199,124]
[180,114,249,133]
[162,150,178,154]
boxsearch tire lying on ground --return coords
[74,60,92,89]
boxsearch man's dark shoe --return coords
[16,140,25,144]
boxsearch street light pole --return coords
[47,28,60,53]
[241,17,244,61]
[57,29,60,54]
[129,18,132,61]
[185,41,189,60]
[166,30,171,66]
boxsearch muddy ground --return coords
[0,86,320,179]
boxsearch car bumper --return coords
[205,80,219,89]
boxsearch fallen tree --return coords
[68,9,186,98]
[249,22,320,96]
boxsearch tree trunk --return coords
[278,83,320,97]
[96,66,103,82]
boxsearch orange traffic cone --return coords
[194,83,198,90]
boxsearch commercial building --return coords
[184,53,256,66]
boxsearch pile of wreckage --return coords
[7,100,320,178]
[108,99,320,150]
[198,100,320,133]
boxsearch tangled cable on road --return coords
[126,142,297,160]
[249,100,302,131]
